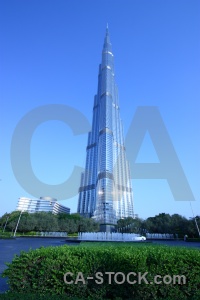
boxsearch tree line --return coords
[117,213,200,238]
[0,211,199,237]
[0,211,99,234]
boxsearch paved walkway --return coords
[0,238,199,293]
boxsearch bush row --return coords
[2,243,200,299]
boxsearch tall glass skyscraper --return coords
[77,27,134,226]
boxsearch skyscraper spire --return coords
[77,28,134,231]
[104,23,111,47]
[106,23,109,37]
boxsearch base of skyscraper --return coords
[99,224,116,233]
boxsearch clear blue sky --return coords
[0,0,199,220]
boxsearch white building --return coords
[16,196,70,214]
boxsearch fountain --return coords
[146,233,174,239]
[37,232,68,237]
[78,232,143,241]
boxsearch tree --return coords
[117,217,143,233]
[17,213,37,232]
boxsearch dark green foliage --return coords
[117,213,200,238]
[145,213,200,238]
[0,233,14,239]
[2,243,200,299]
[0,211,99,234]
[117,216,144,234]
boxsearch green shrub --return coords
[67,233,78,237]
[22,231,37,236]
[0,232,13,239]
[2,244,200,299]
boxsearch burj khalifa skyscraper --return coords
[77,26,134,230]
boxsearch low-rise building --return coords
[16,196,70,215]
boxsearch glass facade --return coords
[77,27,134,224]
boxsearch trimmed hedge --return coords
[2,243,200,299]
